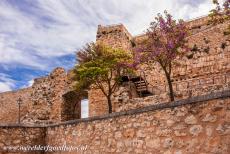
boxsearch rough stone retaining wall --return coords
[0,90,229,153]
[45,90,230,154]
[0,126,46,154]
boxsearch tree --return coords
[209,0,230,25]
[134,11,189,101]
[73,43,132,113]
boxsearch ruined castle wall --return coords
[117,73,230,112]
[0,88,32,123]
[24,68,68,124]
[0,126,46,154]
[115,20,230,111]
[89,18,230,117]
[0,68,81,124]
[0,91,228,154]
[46,91,230,154]
[133,15,211,45]
[88,24,134,117]
[144,20,230,87]
[62,91,81,121]
[96,24,133,51]
[88,88,108,117]
[186,15,211,32]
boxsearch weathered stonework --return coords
[0,15,229,121]
[96,24,133,51]
[0,68,81,124]
[0,14,229,154]
[1,91,228,154]
[0,88,32,123]
[89,16,230,116]
[0,126,46,154]
[45,92,230,154]
[116,72,230,112]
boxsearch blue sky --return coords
[0,0,218,92]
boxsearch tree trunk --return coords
[165,71,175,102]
[107,96,112,113]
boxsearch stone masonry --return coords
[0,13,229,154]
[0,90,229,154]
[46,91,230,154]
[89,16,230,117]
[0,15,229,121]
[0,67,81,124]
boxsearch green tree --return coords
[74,43,132,113]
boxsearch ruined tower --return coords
[88,24,134,117]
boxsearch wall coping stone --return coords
[0,123,47,128]
[0,90,229,128]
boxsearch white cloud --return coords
[0,0,215,71]
[0,82,12,92]
[19,79,34,89]
[28,79,34,87]
[0,73,15,92]
[0,36,46,69]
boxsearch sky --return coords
[0,0,220,93]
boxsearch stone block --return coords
[185,115,197,124]
[189,125,203,136]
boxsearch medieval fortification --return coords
[0,15,229,153]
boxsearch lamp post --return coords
[17,97,22,124]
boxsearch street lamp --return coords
[17,97,22,124]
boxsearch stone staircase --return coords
[122,75,153,97]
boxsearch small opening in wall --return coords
[81,99,89,118]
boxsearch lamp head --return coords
[17,97,22,105]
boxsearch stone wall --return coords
[0,91,229,153]
[62,91,81,121]
[0,88,32,123]
[0,126,46,154]
[89,24,134,117]
[116,72,230,112]
[0,67,81,124]
[89,82,138,117]
[46,91,230,154]
[141,20,230,87]
[89,17,230,117]
[22,67,69,124]
[88,88,107,117]
[96,24,133,51]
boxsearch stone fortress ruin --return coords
[0,15,229,153]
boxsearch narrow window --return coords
[81,99,88,118]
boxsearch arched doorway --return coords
[61,91,81,121]
[62,90,89,121]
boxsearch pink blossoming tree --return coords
[134,11,190,101]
